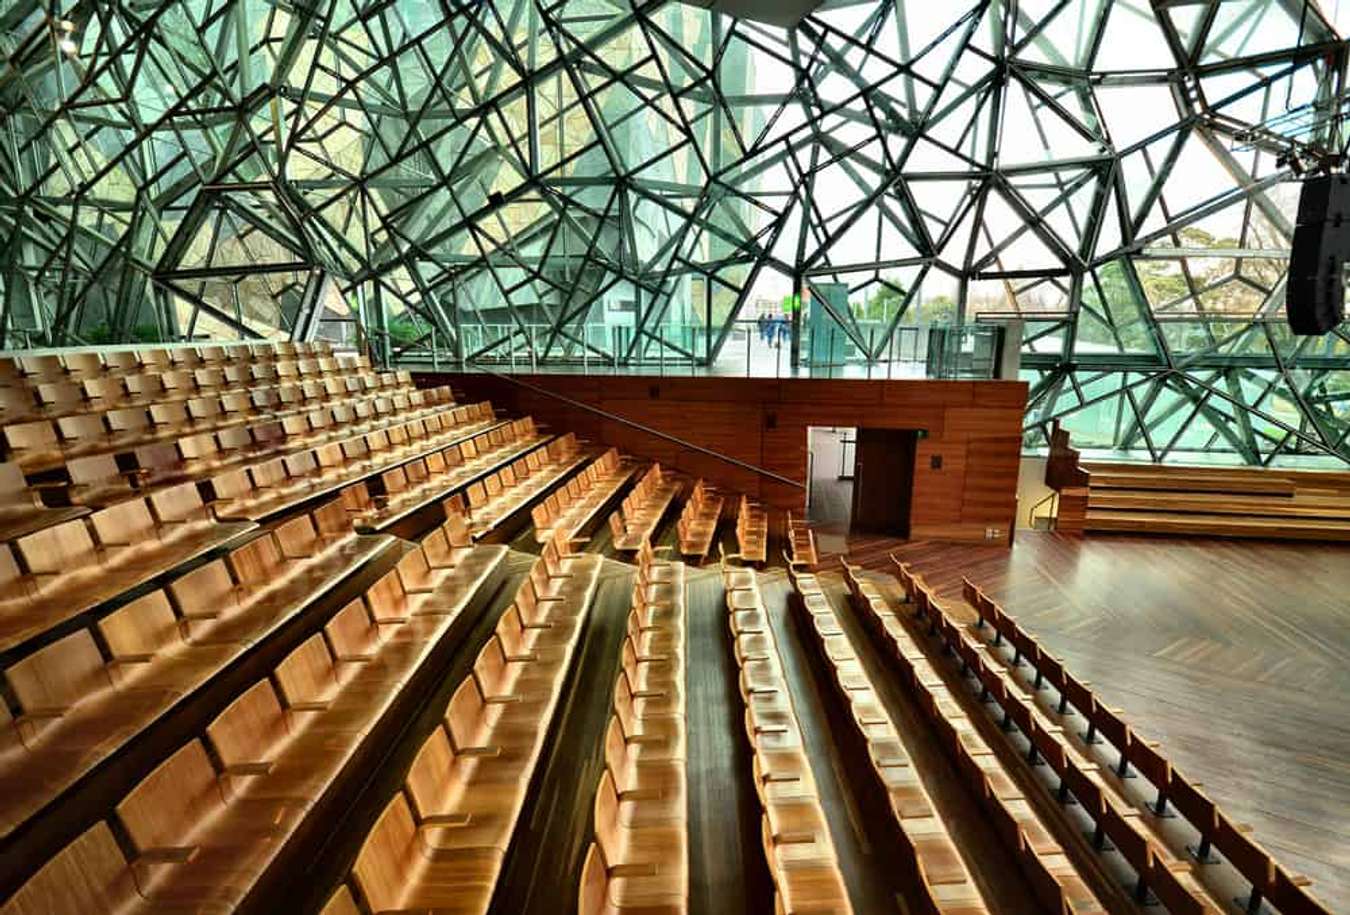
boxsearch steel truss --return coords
[2,1,1349,465]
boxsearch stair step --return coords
[1083,509,1350,541]
[1086,490,1350,520]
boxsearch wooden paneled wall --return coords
[418,373,1027,543]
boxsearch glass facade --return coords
[1,1,1348,464]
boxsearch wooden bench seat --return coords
[733,495,769,564]
[718,558,852,914]
[337,539,603,915]
[954,574,1334,915]
[0,492,254,653]
[785,512,817,569]
[578,542,687,913]
[345,417,550,533]
[0,459,90,542]
[608,464,682,552]
[532,447,634,545]
[675,479,723,561]
[793,565,996,914]
[0,358,417,475]
[0,499,393,841]
[1,540,509,914]
[207,404,501,523]
[902,571,1287,914]
[462,433,590,537]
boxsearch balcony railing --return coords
[373,320,1003,381]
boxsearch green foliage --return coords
[76,323,164,345]
[386,314,429,347]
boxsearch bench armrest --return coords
[137,845,199,864]
[223,761,274,776]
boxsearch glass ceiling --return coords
[2,0,1349,465]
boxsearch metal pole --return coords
[660,327,665,377]
[829,327,835,379]
[867,327,875,380]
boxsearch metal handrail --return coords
[470,364,805,491]
[1026,489,1059,528]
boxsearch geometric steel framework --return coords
[2,1,1350,465]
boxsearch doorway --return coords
[806,426,855,553]
[850,428,919,538]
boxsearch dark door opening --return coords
[850,428,918,537]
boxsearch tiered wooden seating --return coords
[953,576,1335,915]
[578,540,688,914]
[0,459,88,541]
[904,582,1230,913]
[0,485,255,653]
[674,479,722,561]
[888,559,1310,915]
[206,402,500,523]
[1,536,508,913]
[789,566,994,913]
[463,432,590,537]
[785,512,817,569]
[340,414,550,533]
[839,562,1109,915]
[330,533,603,915]
[0,498,390,840]
[608,463,681,552]
[733,495,768,564]
[1065,457,1350,541]
[718,559,852,914]
[531,448,634,545]
[1,343,429,476]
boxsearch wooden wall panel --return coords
[420,373,1027,543]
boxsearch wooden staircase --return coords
[1039,424,1350,541]
[1080,463,1350,541]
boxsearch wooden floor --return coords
[881,531,1350,908]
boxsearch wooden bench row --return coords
[205,403,501,523]
[0,460,90,542]
[608,464,682,553]
[531,448,634,545]
[580,541,688,914]
[0,538,509,914]
[0,482,256,654]
[0,340,338,389]
[675,479,722,561]
[785,512,817,569]
[57,387,458,512]
[328,533,604,915]
[0,499,392,841]
[0,355,387,425]
[2,373,441,475]
[953,574,1333,915]
[840,563,1109,915]
[719,561,852,914]
[790,565,994,913]
[899,575,1233,914]
[338,415,546,534]
[734,495,768,564]
[464,433,590,537]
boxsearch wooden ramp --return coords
[1080,462,1350,541]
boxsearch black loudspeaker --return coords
[1287,175,1350,334]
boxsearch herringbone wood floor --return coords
[860,531,1350,907]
